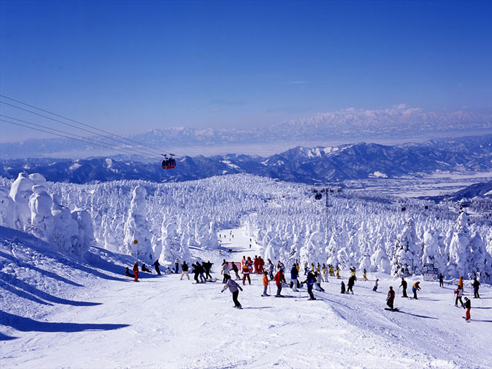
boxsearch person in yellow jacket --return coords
[262,271,270,296]
[412,281,421,299]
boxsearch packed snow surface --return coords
[1,226,491,369]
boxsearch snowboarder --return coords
[304,270,316,300]
[472,277,480,298]
[400,277,408,298]
[373,278,379,292]
[439,273,444,287]
[464,297,471,321]
[152,259,161,275]
[141,263,152,273]
[180,261,190,280]
[132,261,139,282]
[412,281,421,299]
[274,268,284,297]
[347,275,356,294]
[340,281,346,294]
[290,263,299,292]
[262,271,269,296]
[221,274,243,308]
[221,260,230,283]
[455,286,464,307]
[386,286,395,310]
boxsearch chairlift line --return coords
[0,94,164,157]
[0,94,178,168]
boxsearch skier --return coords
[314,271,325,292]
[180,261,190,280]
[400,277,408,298]
[347,275,356,294]
[455,286,464,307]
[262,271,270,296]
[340,281,346,294]
[363,268,368,281]
[132,261,139,282]
[373,278,379,292]
[174,259,179,274]
[472,277,480,298]
[242,262,251,285]
[458,276,464,290]
[290,263,299,292]
[464,297,471,321]
[203,261,213,280]
[221,260,230,283]
[231,261,241,280]
[439,273,444,288]
[274,268,284,297]
[412,281,421,299]
[386,286,395,310]
[152,259,161,275]
[221,274,243,309]
[303,270,316,300]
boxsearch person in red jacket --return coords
[274,269,284,297]
[133,261,139,282]
[386,286,395,310]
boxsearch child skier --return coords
[221,274,243,308]
[340,281,346,294]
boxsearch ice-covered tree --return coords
[9,173,34,231]
[391,218,422,276]
[446,212,472,278]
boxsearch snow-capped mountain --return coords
[2,135,492,184]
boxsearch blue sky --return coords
[1,0,491,142]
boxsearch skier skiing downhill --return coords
[386,286,395,310]
[221,274,243,308]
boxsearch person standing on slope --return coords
[439,273,444,288]
[472,277,480,298]
[347,275,356,294]
[303,270,317,300]
[133,261,139,282]
[290,263,299,292]
[221,260,230,283]
[400,277,408,298]
[242,262,251,285]
[221,274,243,308]
[373,278,379,292]
[412,281,421,299]
[180,261,190,280]
[274,268,284,297]
[152,259,161,275]
[464,297,471,321]
[386,286,395,310]
[455,286,464,307]
[262,271,270,297]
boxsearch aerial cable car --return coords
[162,154,176,170]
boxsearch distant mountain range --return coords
[1,134,492,185]
[2,105,491,159]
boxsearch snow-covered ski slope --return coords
[1,226,491,369]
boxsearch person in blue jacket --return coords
[291,264,299,292]
[303,270,317,300]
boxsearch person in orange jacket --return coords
[133,261,139,282]
[242,263,251,285]
[262,271,269,296]
[458,276,464,290]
